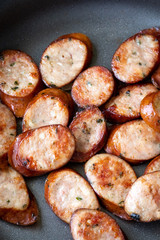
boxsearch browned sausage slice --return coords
[0,50,42,117]
[70,209,125,240]
[103,83,157,123]
[140,91,160,132]
[144,155,160,174]
[85,153,137,220]
[0,103,16,167]
[125,171,160,222]
[69,107,107,162]
[0,191,39,226]
[8,125,75,176]
[112,34,160,83]
[0,166,29,211]
[57,33,92,68]
[105,120,160,164]
[71,66,115,108]
[44,169,100,223]
[40,38,89,88]
[22,88,73,131]
[0,166,39,225]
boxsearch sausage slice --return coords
[103,83,157,123]
[125,171,160,222]
[71,66,115,108]
[44,169,99,223]
[0,166,38,225]
[0,103,16,167]
[112,34,160,83]
[0,166,29,211]
[22,88,73,132]
[140,91,160,132]
[144,155,160,174]
[70,209,125,240]
[57,33,92,68]
[40,38,89,88]
[105,120,160,163]
[69,107,107,162]
[0,50,42,117]
[8,125,75,176]
[85,153,137,220]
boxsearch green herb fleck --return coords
[50,83,57,88]
[51,96,55,99]
[107,183,114,188]
[0,82,6,86]
[126,90,130,96]
[68,37,72,41]
[132,51,137,55]
[142,72,146,78]
[45,55,50,60]
[87,81,92,86]
[119,172,123,178]
[10,62,15,67]
[140,92,143,95]
[118,201,124,208]
[14,81,19,85]
[96,119,103,123]
[78,223,81,227]
[10,133,14,136]
[7,200,10,203]
[11,86,19,91]
[23,204,27,209]
[116,56,120,61]
[28,82,32,86]
[76,197,83,201]
[128,107,132,110]
[157,120,160,124]
[92,163,95,170]
[136,39,141,45]
[138,62,142,66]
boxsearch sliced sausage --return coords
[69,107,107,162]
[44,169,100,223]
[125,171,160,222]
[0,50,43,117]
[112,34,160,83]
[70,209,125,240]
[57,32,92,68]
[105,120,160,164]
[103,83,157,123]
[0,190,39,226]
[0,166,29,212]
[140,91,160,132]
[0,103,16,168]
[40,37,89,88]
[8,125,75,177]
[22,88,74,132]
[85,153,137,220]
[71,66,115,108]
[144,155,160,174]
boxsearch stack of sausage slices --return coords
[1,28,160,239]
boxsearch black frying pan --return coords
[0,0,160,239]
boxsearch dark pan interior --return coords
[1,0,160,239]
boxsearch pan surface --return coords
[0,0,160,239]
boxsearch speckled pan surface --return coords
[0,0,160,239]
